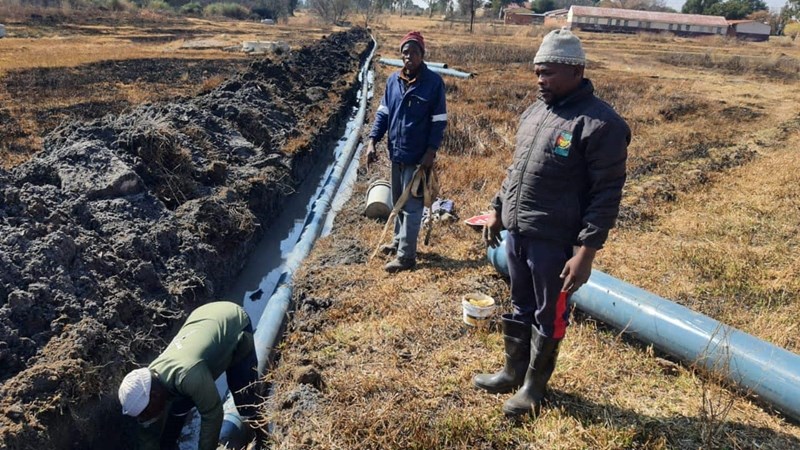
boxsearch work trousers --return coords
[506,232,573,339]
[391,162,424,260]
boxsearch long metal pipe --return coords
[487,235,800,422]
[378,57,473,79]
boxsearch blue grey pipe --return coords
[217,36,378,447]
[253,36,377,374]
[487,236,800,421]
[378,57,472,79]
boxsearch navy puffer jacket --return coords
[492,79,629,249]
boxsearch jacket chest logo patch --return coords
[554,131,572,157]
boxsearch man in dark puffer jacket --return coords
[475,29,630,418]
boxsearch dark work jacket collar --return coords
[543,79,594,110]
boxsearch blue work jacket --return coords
[369,63,447,165]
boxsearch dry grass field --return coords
[2,8,800,450]
[264,16,800,450]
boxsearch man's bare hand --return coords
[560,246,597,293]
[366,140,378,165]
[420,149,436,169]
[482,210,503,248]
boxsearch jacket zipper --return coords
[513,107,552,230]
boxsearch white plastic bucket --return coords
[364,179,392,219]
[462,293,496,328]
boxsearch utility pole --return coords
[469,0,475,32]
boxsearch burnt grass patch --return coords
[3,57,248,100]
[0,28,373,450]
[1,57,250,162]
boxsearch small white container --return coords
[364,179,392,220]
[462,293,496,328]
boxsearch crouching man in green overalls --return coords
[118,301,259,450]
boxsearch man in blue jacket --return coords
[366,31,448,272]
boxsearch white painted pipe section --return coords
[378,57,473,79]
[379,57,448,68]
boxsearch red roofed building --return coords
[567,6,728,37]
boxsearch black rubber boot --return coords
[473,314,532,394]
[502,326,560,418]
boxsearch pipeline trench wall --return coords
[0,28,374,450]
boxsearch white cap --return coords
[118,368,152,417]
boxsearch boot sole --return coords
[502,400,542,418]
[502,404,533,417]
[472,379,518,394]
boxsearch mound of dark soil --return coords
[0,27,372,450]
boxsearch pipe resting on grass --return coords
[487,233,800,422]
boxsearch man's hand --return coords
[482,210,503,248]
[420,149,436,169]
[560,246,597,294]
[366,140,378,166]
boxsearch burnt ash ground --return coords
[0,28,372,450]
[1,57,252,165]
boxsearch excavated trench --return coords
[0,28,373,450]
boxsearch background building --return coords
[567,6,729,37]
[727,20,771,41]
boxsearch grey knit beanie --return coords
[534,29,585,66]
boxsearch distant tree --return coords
[179,0,203,13]
[354,0,379,25]
[682,0,720,14]
[600,0,669,9]
[683,0,765,17]
[309,0,351,23]
[707,0,767,19]
[532,0,554,12]
[422,0,437,16]
[780,0,799,19]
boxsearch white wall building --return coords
[567,6,729,37]
[727,20,771,41]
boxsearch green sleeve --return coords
[178,363,223,450]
